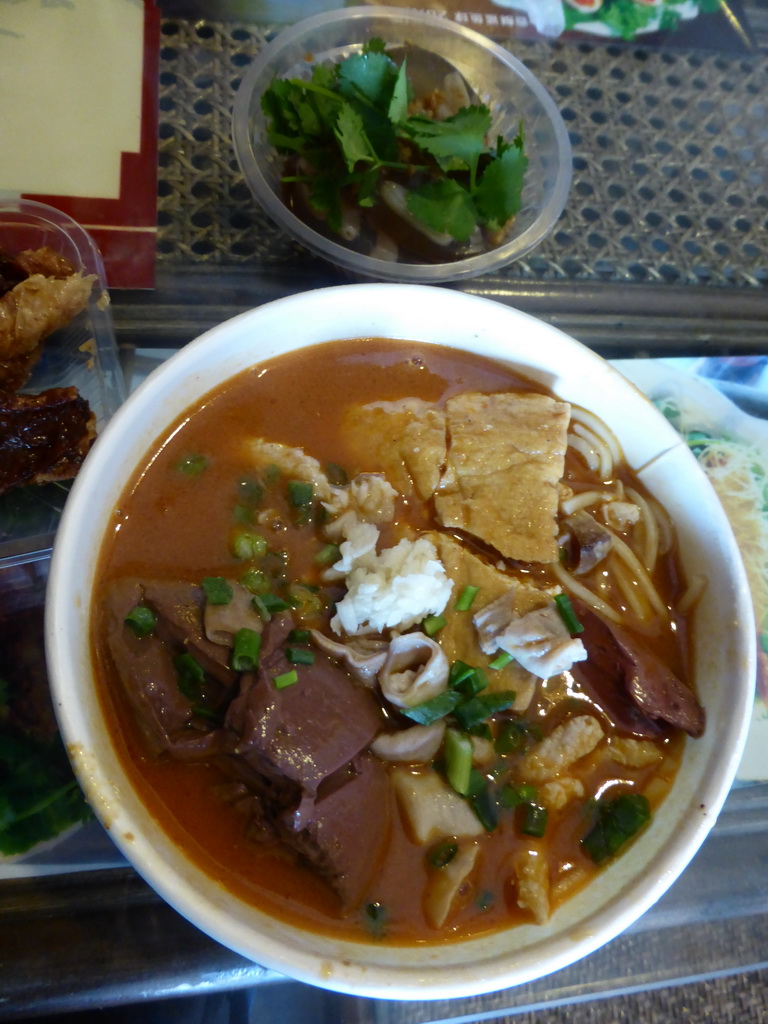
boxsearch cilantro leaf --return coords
[407,178,477,242]
[0,726,92,857]
[387,58,410,124]
[337,49,399,108]
[335,103,377,170]
[474,143,528,231]
[403,105,492,180]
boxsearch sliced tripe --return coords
[435,392,570,563]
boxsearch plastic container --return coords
[0,199,125,567]
[231,6,572,282]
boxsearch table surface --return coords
[3,2,768,1019]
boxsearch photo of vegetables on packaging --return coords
[367,1,754,51]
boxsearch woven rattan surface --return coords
[155,17,768,290]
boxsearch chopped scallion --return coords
[124,604,156,638]
[495,719,528,755]
[286,646,315,666]
[251,591,291,622]
[520,802,548,838]
[470,782,499,832]
[174,653,205,700]
[554,592,584,635]
[287,480,314,508]
[400,689,463,726]
[444,728,473,796]
[239,569,269,594]
[202,576,233,605]
[363,901,387,937]
[325,462,349,486]
[314,543,340,565]
[427,840,458,869]
[455,585,480,611]
[230,528,268,561]
[231,628,262,672]
[488,650,513,671]
[422,614,446,636]
[273,669,299,690]
[175,453,207,476]
[453,690,516,731]
[288,628,312,644]
[448,661,476,689]
[581,793,651,864]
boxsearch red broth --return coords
[92,339,691,943]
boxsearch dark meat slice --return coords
[225,614,384,809]
[0,387,96,494]
[141,580,235,687]
[571,603,705,738]
[280,754,391,910]
[102,578,227,759]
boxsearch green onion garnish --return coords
[174,653,205,700]
[325,462,349,486]
[286,646,315,666]
[252,592,292,621]
[124,604,156,638]
[488,650,514,671]
[500,783,538,808]
[453,690,516,731]
[363,901,387,937]
[314,543,340,566]
[230,528,268,560]
[520,802,548,838]
[495,719,528,755]
[288,628,312,644]
[448,660,476,689]
[237,475,264,506]
[231,628,262,672]
[444,728,473,796]
[470,781,499,832]
[202,576,233,605]
[175,453,207,476]
[239,569,269,594]
[287,480,314,508]
[273,669,299,690]
[427,841,458,869]
[400,689,463,726]
[453,667,488,699]
[423,614,446,636]
[581,793,651,864]
[554,592,584,635]
[455,585,480,611]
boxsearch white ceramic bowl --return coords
[46,285,754,999]
[232,7,572,282]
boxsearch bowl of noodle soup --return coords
[46,284,754,998]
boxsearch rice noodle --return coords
[570,408,622,475]
[570,422,613,480]
[612,557,652,621]
[610,533,669,620]
[551,560,622,624]
[677,571,708,615]
[567,433,600,473]
[560,489,615,516]
[624,485,659,573]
